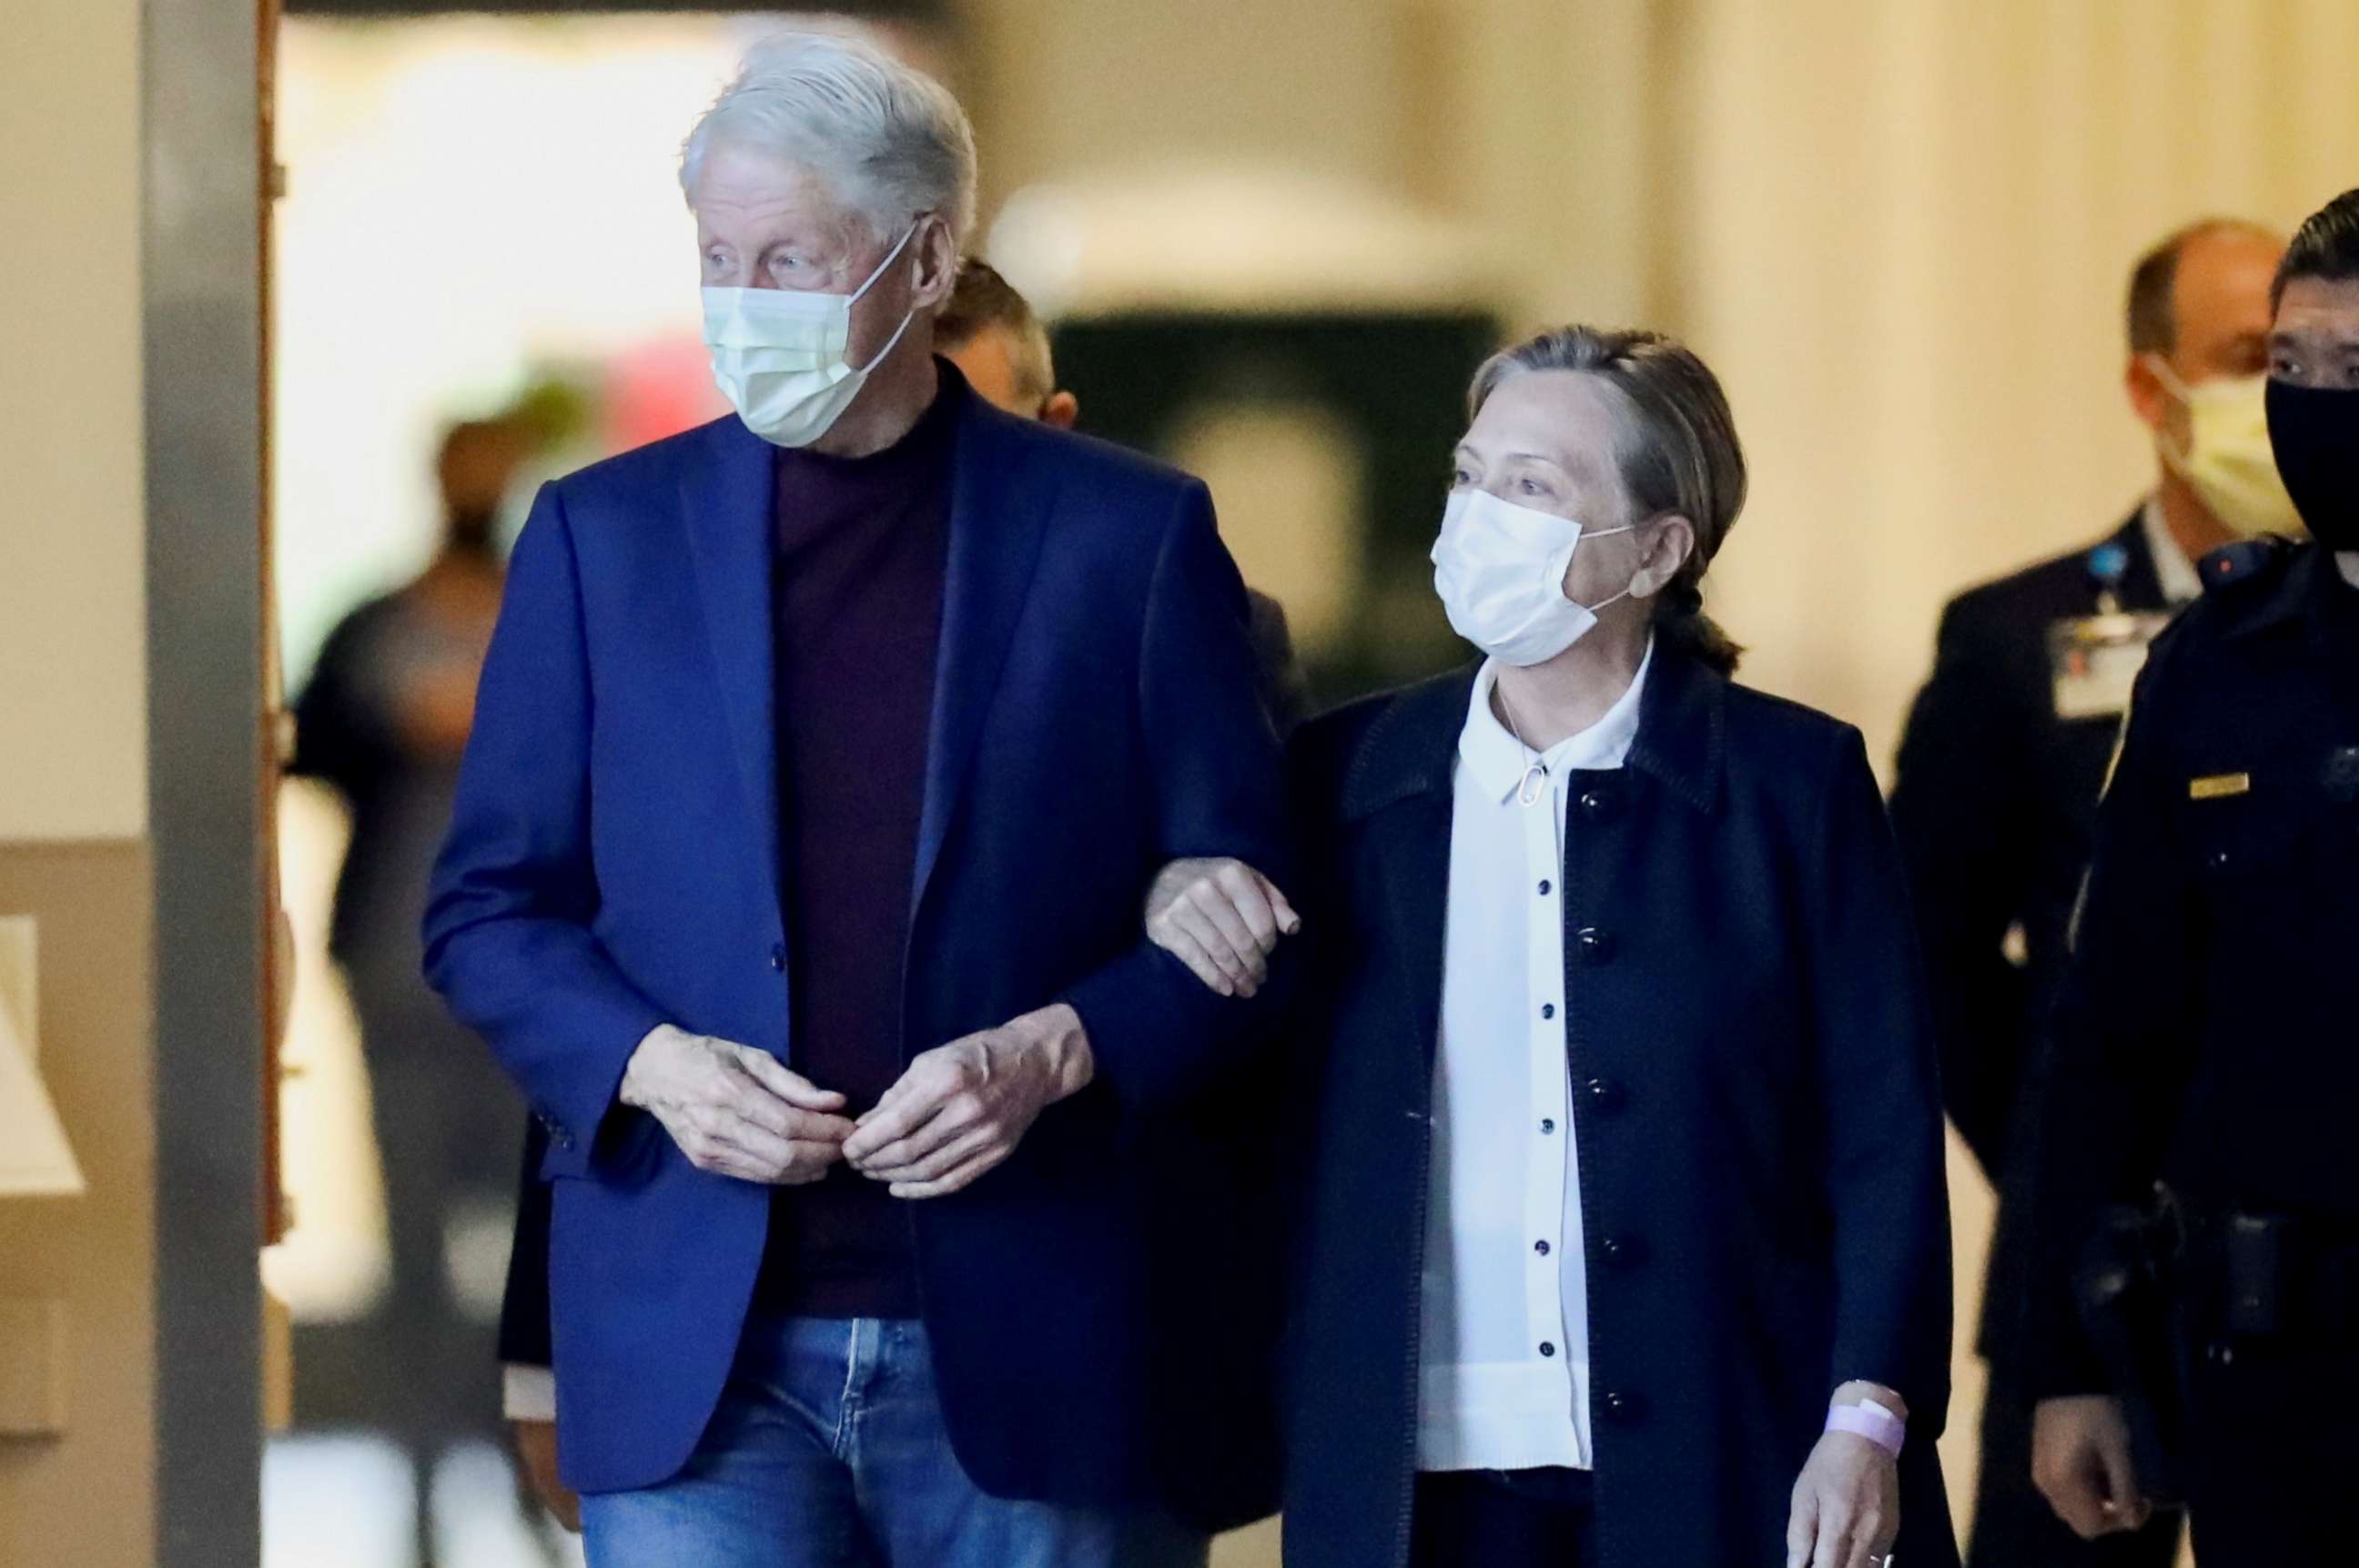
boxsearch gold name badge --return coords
[2189,773,2252,801]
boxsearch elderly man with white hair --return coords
[424,32,1291,1567]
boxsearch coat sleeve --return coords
[421,484,672,1181]
[1808,726,1956,1431]
[1059,481,1296,1114]
[2021,643,2202,1397]
[1888,599,2039,1179]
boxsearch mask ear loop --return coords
[1568,519,1641,614]
[846,217,930,375]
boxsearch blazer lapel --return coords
[1341,668,1475,1069]
[680,415,783,906]
[911,398,1054,909]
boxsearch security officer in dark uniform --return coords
[1891,217,2291,1568]
[2026,187,2359,1567]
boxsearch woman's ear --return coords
[1634,514,1697,599]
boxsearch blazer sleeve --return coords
[2022,646,2202,1397]
[421,484,672,1181]
[1809,726,1957,1431]
[1888,598,2038,1179]
[1059,481,1295,1114]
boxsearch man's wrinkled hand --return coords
[842,1004,1094,1199]
[619,1024,854,1184]
[1145,856,1300,997]
[2033,1394,2151,1540]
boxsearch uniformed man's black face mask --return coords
[2266,379,2359,551]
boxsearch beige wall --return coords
[0,0,148,843]
[0,0,157,1561]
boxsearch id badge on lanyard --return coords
[2049,611,2170,722]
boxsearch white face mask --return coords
[2146,357,2303,539]
[1430,487,1636,666]
[703,223,920,449]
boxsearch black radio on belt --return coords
[2324,744,2359,807]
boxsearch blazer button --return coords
[1584,1077,1626,1115]
[1579,787,1620,822]
[1603,1390,1645,1425]
[552,1127,576,1151]
[1601,1235,1648,1268]
[769,942,788,973]
[1574,927,1616,965]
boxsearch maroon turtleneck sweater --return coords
[753,372,960,1319]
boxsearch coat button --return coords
[1579,787,1619,822]
[1574,927,1616,965]
[769,942,788,973]
[1601,1235,1647,1268]
[1603,1391,1645,1424]
[1584,1077,1626,1115]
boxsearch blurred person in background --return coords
[1888,217,2287,1568]
[2025,189,2359,1565]
[935,257,1311,734]
[1152,327,1957,1568]
[427,33,1291,1568]
[493,254,1311,1532]
[290,413,545,1566]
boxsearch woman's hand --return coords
[1144,857,1300,997]
[1787,1429,1900,1568]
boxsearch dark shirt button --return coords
[1534,1239,1552,1256]
[1539,1341,1557,1358]
[1539,1118,1557,1135]
[1585,1078,1625,1114]
[1574,927,1616,965]
[769,942,788,973]
[1541,1003,1556,1020]
[1580,788,1618,822]
[1538,880,1553,896]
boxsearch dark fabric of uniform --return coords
[2028,539,2359,1553]
[1277,648,1958,1568]
[1890,510,2184,1568]
[1408,1469,1595,1567]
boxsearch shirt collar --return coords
[2139,495,2205,606]
[1458,641,1655,805]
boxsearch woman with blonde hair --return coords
[1152,327,1958,1567]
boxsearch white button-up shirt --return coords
[1416,646,1651,1474]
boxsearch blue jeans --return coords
[581,1316,1210,1568]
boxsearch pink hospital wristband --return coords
[1826,1398,1906,1457]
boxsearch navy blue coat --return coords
[422,382,1290,1527]
[1890,510,2171,1366]
[1278,650,1959,1568]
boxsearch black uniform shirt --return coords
[2028,538,2359,1393]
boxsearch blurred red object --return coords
[602,338,728,452]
